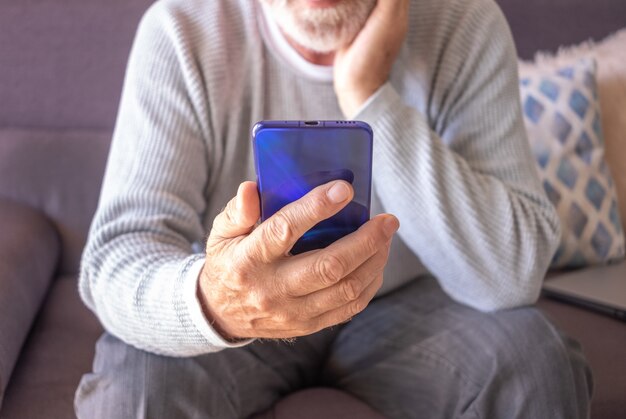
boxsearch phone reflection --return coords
[261,169,369,254]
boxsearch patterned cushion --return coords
[519,58,625,268]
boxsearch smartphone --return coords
[252,120,373,255]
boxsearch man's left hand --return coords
[334,0,410,118]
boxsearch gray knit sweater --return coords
[79,0,561,356]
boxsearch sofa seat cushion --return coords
[0,275,102,419]
[538,295,626,418]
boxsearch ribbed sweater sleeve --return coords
[78,4,251,356]
[355,1,561,311]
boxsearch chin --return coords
[262,0,376,53]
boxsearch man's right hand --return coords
[197,180,399,341]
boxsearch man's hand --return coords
[334,0,410,118]
[197,180,399,341]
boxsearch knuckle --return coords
[341,279,360,302]
[265,212,294,246]
[316,253,346,285]
[350,299,366,317]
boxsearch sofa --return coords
[0,0,624,418]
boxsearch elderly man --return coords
[75,0,592,417]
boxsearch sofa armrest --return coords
[0,199,59,407]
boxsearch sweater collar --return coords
[257,2,334,83]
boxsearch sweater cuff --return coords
[352,81,404,124]
[182,256,254,349]
[352,81,433,163]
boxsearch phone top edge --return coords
[252,120,372,135]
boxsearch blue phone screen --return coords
[253,121,373,254]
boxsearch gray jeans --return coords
[75,277,592,418]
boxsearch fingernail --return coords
[327,182,350,203]
[383,216,398,238]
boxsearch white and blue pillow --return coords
[519,58,625,268]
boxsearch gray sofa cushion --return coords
[0,200,58,407]
[0,275,102,419]
[0,128,111,275]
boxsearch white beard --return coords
[260,0,377,53]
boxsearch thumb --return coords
[208,181,260,242]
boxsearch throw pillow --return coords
[519,29,626,239]
[519,58,625,268]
